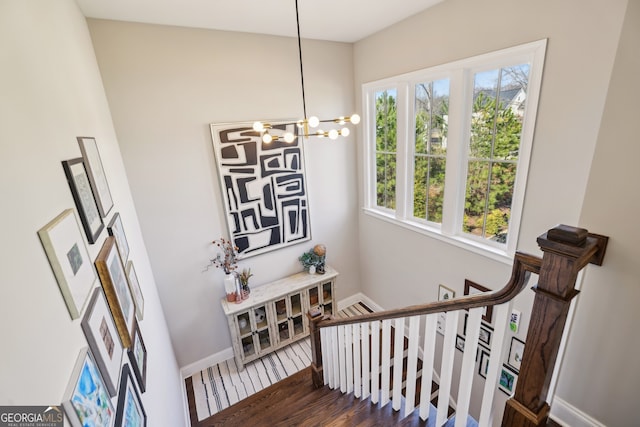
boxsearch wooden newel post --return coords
[502,225,608,426]
[307,308,325,389]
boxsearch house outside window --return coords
[363,40,547,261]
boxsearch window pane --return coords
[375,89,397,210]
[413,79,449,224]
[376,153,396,209]
[465,64,530,243]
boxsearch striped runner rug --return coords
[189,302,372,422]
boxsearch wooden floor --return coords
[187,367,432,426]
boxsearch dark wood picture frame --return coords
[77,136,114,218]
[115,364,147,426]
[128,319,147,393]
[95,236,135,348]
[464,279,493,323]
[62,158,104,244]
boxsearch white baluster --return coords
[437,310,460,427]
[362,321,370,399]
[345,323,354,394]
[419,314,437,420]
[479,302,511,426]
[455,307,483,427]
[392,317,405,411]
[381,319,392,406]
[353,323,361,398]
[331,326,339,389]
[371,320,380,404]
[404,315,420,417]
[321,327,330,386]
[338,325,346,392]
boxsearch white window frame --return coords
[362,40,547,263]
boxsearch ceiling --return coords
[76,0,444,43]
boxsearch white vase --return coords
[224,274,236,301]
[309,265,316,274]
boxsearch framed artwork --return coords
[455,334,465,352]
[81,287,124,397]
[464,279,493,323]
[115,364,147,427]
[210,121,311,258]
[62,347,115,427]
[95,236,135,348]
[479,324,493,347]
[499,364,519,395]
[128,319,147,392]
[436,312,446,336]
[108,213,130,262]
[438,284,455,301]
[478,349,490,379]
[62,158,104,244]
[126,261,145,321]
[78,136,114,218]
[507,336,525,372]
[38,209,96,319]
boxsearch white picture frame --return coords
[108,212,130,262]
[78,136,114,218]
[38,209,96,319]
[126,261,145,321]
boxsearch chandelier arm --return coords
[295,0,308,122]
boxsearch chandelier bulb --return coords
[262,133,273,144]
[341,127,350,137]
[253,121,265,132]
[328,129,339,140]
[308,116,320,128]
[350,114,361,125]
[316,129,325,137]
[284,132,295,143]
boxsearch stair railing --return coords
[307,225,608,426]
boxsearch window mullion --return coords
[395,83,411,220]
[440,69,468,236]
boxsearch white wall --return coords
[0,1,185,425]
[554,1,640,425]
[86,20,362,367]
[353,0,632,425]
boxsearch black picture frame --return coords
[478,349,490,379]
[507,336,525,372]
[62,158,104,244]
[455,334,465,352]
[464,279,493,323]
[128,319,147,393]
[115,364,147,426]
[479,324,493,347]
[499,364,519,395]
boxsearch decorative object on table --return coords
[464,279,494,323]
[62,158,104,244]
[38,209,96,319]
[77,136,113,218]
[238,268,253,297]
[438,284,455,301]
[81,287,124,397]
[128,319,147,393]
[114,364,147,427]
[210,121,311,259]
[499,364,518,395]
[95,236,135,349]
[298,244,326,274]
[206,237,240,302]
[507,336,525,372]
[125,260,144,321]
[107,212,130,262]
[62,347,114,427]
[254,307,266,323]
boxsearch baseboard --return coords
[550,397,605,427]
[180,347,235,379]
[338,292,385,312]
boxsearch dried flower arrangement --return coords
[207,237,239,274]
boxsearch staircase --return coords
[189,225,607,427]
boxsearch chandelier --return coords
[252,0,360,143]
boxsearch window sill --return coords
[362,208,514,266]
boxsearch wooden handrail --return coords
[310,251,541,329]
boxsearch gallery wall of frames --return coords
[38,136,147,427]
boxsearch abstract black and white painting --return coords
[210,121,311,258]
